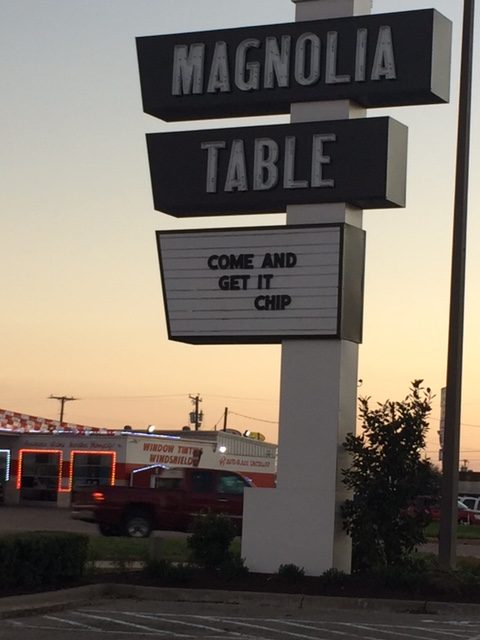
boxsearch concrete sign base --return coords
[241,339,358,575]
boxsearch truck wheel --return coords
[124,513,152,538]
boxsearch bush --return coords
[277,563,305,580]
[144,558,194,585]
[319,568,348,587]
[217,551,249,580]
[369,562,429,593]
[342,381,437,570]
[187,513,236,570]
[0,531,88,592]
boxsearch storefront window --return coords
[19,451,61,502]
[71,452,115,488]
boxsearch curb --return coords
[0,584,109,619]
[2,583,480,619]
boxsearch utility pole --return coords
[223,407,228,431]
[48,395,77,424]
[188,394,203,431]
[439,0,475,570]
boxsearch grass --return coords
[88,527,480,564]
[425,522,480,540]
[88,536,187,563]
[85,527,480,570]
[87,535,241,564]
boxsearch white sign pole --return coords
[241,0,372,575]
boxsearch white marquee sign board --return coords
[157,224,365,344]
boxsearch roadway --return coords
[0,504,183,538]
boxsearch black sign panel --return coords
[136,9,451,121]
[146,117,407,216]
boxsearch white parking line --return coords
[209,617,331,640]
[271,619,356,637]
[5,622,166,635]
[373,623,466,638]
[7,609,480,640]
[338,621,462,640]
[45,614,101,631]
[74,610,186,635]
[126,611,237,635]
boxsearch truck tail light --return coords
[92,492,105,502]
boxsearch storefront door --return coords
[18,450,61,502]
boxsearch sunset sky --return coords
[1,0,479,468]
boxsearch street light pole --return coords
[439,0,475,570]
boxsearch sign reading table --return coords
[147,117,407,216]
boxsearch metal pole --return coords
[189,393,202,430]
[195,395,200,431]
[439,0,475,570]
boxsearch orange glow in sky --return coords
[1,0,480,468]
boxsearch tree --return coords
[341,380,438,571]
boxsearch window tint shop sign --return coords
[147,117,407,216]
[156,224,365,344]
[136,9,451,121]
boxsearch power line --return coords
[229,411,278,425]
[79,394,187,400]
[429,416,480,429]
[212,411,225,429]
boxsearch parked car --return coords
[71,466,254,537]
[414,495,480,525]
[459,495,480,514]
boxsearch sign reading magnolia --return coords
[136,9,451,121]
[147,117,407,216]
[156,224,365,344]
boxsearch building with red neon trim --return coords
[0,408,277,507]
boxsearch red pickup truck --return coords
[71,467,253,537]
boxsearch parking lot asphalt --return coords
[2,585,480,639]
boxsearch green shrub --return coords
[144,558,193,585]
[457,569,480,595]
[0,531,88,591]
[277,563,305,580]
[342,381,437,571]
[187,513,236,570]
[319,567,348,587]
[370,563,429,593]
[457,556,480,575]
[218,551,249,580]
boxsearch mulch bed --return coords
[2,566,480,604]
[76,567,480,604]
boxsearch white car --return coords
[460,495,480,514]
